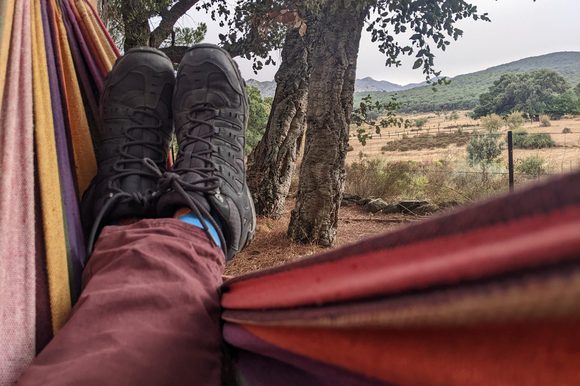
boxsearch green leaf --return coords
[413,59,423,70]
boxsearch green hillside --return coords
[356,52,580,113]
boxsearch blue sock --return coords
[179,213,222,248]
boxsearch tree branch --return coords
[149,0,201,48]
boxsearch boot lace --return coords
[87,108,167,254]
[155,105,228,255]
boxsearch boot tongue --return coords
[122,110,161,192]
[180,108,217,187]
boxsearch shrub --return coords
[516,156,547,178]
[512,130,556,149]
[525,133,556,148]
[448,111,460,121]
[539,114,551,127]
[480,114,504,132]
[467,131,503,171]
[345,158,508,205]
[562,127,572,134]
[506,111,525,130]
[414,117,428,130]
[345,159,416,200]
[512,129,528,146]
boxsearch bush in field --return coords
[345,159,416,200]
[526,133,556,148]
[345,158,507,205]
[506,111,525,130]
[414,117,428,130]
[480,114,504,132]
[516,156,547,178]
[512,130,556,149]
[448,111,460,121]
[562,127,572,134]
[467,131,503,174]
[539,114,551,127]
[512,129,528,146]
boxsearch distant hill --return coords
[356,52,580,113]
[355,77,404,93]
[246,79,277,98]
[247,76,425,98]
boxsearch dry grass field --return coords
[348,112,580,174]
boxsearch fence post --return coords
[507,131,515,192]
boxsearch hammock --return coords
[0,0,118,382]
[1,1,579,385]
[222,171,580,385]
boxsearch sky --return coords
[183,0,580,85]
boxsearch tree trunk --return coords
[121,1,151,51]
[288,3,369,246]
[247,27,312,218]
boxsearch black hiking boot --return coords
[82,47,175,252]
[157,44,256,260]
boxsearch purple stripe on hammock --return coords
[224,324,394,386]
[59,0,99,151]
[41,0,84,300]
[60,0,104,92]
[35,181,53,353]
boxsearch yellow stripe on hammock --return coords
[49,0,96,195]
[74,0,115,72]
[31,0,71,333]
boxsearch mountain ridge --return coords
[247,76,427,98]
[357,51,580,112]
[248,51,580,112]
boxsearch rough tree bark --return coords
[288,2,370,246]
[247,27,312,218]
[121,1,151,51]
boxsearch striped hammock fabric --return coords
[0,0,118,383]
[222,172,580,386]
[1,1,580,385]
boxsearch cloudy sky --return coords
[187,0,580,85]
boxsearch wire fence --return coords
[350,127,580,185]
[354,126,580,139]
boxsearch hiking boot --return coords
[82,47,175,252]
[157,44,256,260]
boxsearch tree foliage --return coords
[246,86,273,152]
[473,70,576,118]
[351,95,409,145]
[201,0,491,77]
[367,0,490,83]
[197,0,309,71]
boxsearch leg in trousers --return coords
[19,219,224,386]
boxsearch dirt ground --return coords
[227,113,580,277]
[226,199,417,276]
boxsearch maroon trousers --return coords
[19,219,225,386]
